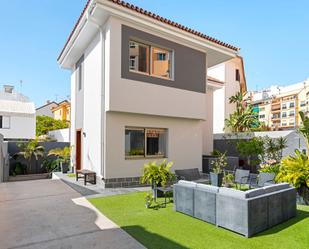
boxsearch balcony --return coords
[271,107,281,112]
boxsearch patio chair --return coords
[234,169,250,189]
[249,172,276,188]
[175,168,209,184]
[157,178,177,207]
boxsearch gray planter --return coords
[297,186,309,205]
[210,172,223,187]
[60,162,69,174]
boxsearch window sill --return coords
[129,70,174,81]
[125,155,167,160]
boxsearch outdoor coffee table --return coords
[76,169,96,185]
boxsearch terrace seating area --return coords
[174,180,297,237]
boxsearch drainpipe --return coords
[87,5,106,179]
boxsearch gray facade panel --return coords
[121,25,206,93]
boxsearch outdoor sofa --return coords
[175,168,209,183]
[174,180,296,237]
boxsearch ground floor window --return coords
[125,127,167,158]
[0,116,10,129]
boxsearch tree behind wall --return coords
[225,92,260,132]
[36,116,69,136]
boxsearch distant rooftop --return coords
[249,78,309,102]
[0,85,35,115]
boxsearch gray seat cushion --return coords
[263,183,290,193]
[244,188,266,198]
[177,180,197,188]
[196,183,219,193]
[218,187,246,199]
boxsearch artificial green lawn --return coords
[66,173,76,178]
[89,192,309,249]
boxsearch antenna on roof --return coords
[19,80,23,93]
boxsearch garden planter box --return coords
[8,173,50,182]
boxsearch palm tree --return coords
[17,139,45,174]
[48,146,71,172]
[299,111,309,155]
[225,92,260,132]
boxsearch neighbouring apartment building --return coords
[58,0,242,187]
[249,78,309,130]
[0,85,35,139]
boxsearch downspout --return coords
[87,4,106,179]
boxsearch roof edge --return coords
[57,0,239,63]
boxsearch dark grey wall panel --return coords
[8,142,70,174]
[121,25,206,93]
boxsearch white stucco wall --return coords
[70,71,76,167]
[0,115,35,139]
[104,112,203,179]
[48,128,70,142]
[81,32,104,177]
[209,59,240,133]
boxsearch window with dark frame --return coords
[0,116,10,129]
[235,69,240,81]
[125,127,167,158]
[129,40,173,79]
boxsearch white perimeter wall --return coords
[48,128,70,142]
[0,115,35,139]
[104,112,202,179]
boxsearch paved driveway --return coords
[0,179,145,249]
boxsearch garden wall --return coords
[213,130,307,172]
[8,141,70,176]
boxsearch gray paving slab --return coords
[0,179,145,249]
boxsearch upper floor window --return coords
[129,40,173,80]
[290,102,295,108]
[235,69,240,81]
[0,116,10,129]
[301,100,306,107]
[282,103,287,109]
[76,55,84,91]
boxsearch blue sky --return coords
[0,0,308,107]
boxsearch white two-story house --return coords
[58,0,240,187]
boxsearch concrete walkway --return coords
[53,172,150,198]
[0,179,145,249]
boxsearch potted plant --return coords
[48,146,71,173]
[140,160,174,201]
[210,152,227,187]
[223,173,234,188]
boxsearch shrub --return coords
[36,115,69,136]
[277,150,309,204]
[140,160,174,187]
